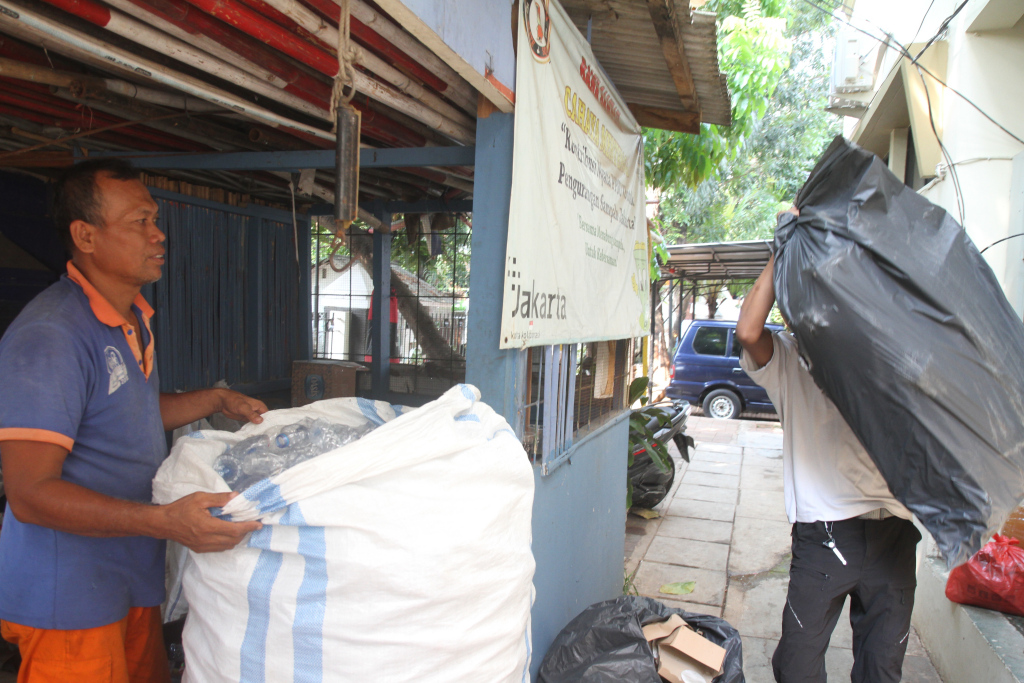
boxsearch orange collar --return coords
[66,261,155,379]
[66,261,154,326]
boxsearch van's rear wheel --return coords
[703,389,741,420]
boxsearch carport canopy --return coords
[661,240,773,281]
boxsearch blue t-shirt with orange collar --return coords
[0,262,167,630]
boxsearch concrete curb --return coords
[914,554,1024,683]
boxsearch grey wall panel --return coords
[144,189,310,392]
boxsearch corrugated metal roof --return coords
[0,0,479,206]
[663,240,772,280]
[562,0,731,133]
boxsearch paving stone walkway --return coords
[626,415,945,683]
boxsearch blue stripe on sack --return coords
[458,384,475,401]
[488,428,515,441]
[356,397,387,426]
[391,404,404,416]
[521,585,535,683]
[242,480,288,515]
[454,413,480,422]
[240,527,283,683]
[280,505,328,683]
[522,629,531,683]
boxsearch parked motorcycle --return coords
[627,378,693,510]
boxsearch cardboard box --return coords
[643,615,726,683]
[291,360,361,407]
[642,614,687,642]
[655,645,719,683]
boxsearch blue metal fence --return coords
[144,189,311,393]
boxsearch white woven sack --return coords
[153,384,536,683]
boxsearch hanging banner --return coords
[499,0,649,349]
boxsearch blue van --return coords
[665,319,783,419]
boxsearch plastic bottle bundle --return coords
[214,418,376,491]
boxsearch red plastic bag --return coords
[945,534,1024,616]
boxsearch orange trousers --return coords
[0,606,170,683]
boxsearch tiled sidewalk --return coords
[625,415,944,683]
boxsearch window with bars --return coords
[309,216,470,398]
[522,338,637,474]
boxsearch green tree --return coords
[313,215,470,299]
[646,0,841,369]
[645,1,792,190]
[311,215,470,363]
[654,0,842,248]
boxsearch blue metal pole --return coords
[370,214,392,400]
[298,217,313,361]
[308,199,473,218]
[465,111,525,431]
[84,146,477,171]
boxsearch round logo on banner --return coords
[523,0,551,63]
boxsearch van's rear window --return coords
[692,327,727,356]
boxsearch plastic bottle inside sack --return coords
[274,423,310,450]
[215,418,379,490]
[213,453,241,485]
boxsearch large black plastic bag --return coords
[536,595,744,683]
[774,136,1024,568]
[629,450,675,509]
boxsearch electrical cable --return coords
[839,2,1024,146]
[949,157,1014,167]
[917,64,964,226]
[851,13,967,225]
[802,0,971,225]
[869,23,966,226]
[912,0,970,63]
[908,0,936,46]
[798,0,1024,147]
[980,233,1024,254]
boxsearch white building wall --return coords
[846,1,1024,315]
[1007,153,1024,313]
[926,18,1024,315]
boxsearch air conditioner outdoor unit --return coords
[831,24,878,94]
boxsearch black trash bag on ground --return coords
[536,595,744,683]
[629,450,675,509]
[774,135,1024,568]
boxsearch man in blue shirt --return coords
[0,159,266,682]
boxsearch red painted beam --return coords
[43,0,112,25]
[0,105,168,151]
[127,0,332,105]
[234,0,333,52]
[0,35,85,73]
[0,88,210,150]
[180,0,338,77]
[296,0,448,94]
[0,77,56,95]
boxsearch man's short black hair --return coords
[52,158,141,253]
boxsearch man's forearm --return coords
[736,255,778,368]
[7,471,261,553]
[2,434,264,551]
[159,389,226,431]
[160,388,267,431]
[737,255,776,340]
[7,476,171,539]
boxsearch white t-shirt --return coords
[740,331,911,524]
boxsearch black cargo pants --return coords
[772,516,921,683]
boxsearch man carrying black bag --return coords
[736,208,921,683]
